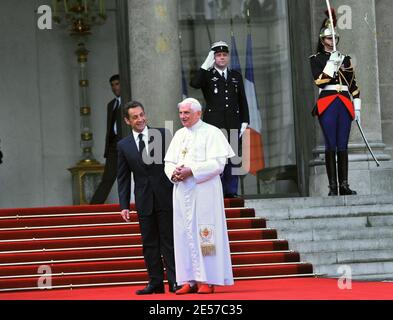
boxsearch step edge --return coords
[0,251,298,267]
[0,273,317,293]
[0,262,313,279]
[0,207,250,220]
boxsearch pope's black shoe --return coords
[136,283,165,295]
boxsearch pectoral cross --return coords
[181,147,188,159]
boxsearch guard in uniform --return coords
[190,41,249,198]
[310,9,361,196]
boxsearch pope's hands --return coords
[171,165,193,182]
[201,50,215,70]
[239,123,248,138]
[120,209,131,222]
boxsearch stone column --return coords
[375,0,393,159]
[309,0,393,196]
[127,0,182,130]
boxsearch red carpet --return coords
[0,278,392,300]
[0,199,314,291]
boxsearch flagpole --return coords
[202,16,212,45]
[246,8,251,32]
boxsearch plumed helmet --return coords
[319,8,340,39]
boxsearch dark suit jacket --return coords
[190,67,249,131]
[117,127,173,215]
[104,98,123,158]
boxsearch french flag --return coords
[243,32,265,175]
[230,34,242,74]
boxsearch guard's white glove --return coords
[201,50,215,70]
[330,51,343,63]
[331,51,345,70]
[239,122,248,138]
[323,51,344,77]
[354,98,361,124]
[323,60,336,78]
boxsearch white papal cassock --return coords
[164,119,235,286]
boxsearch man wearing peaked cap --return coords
[190,40,249,199]
[211,41,229,53]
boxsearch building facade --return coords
[0,0,392,208]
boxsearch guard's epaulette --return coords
[309,53,318,59]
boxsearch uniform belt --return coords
[322,85,349,92]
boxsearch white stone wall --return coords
[0,0,119,208]
[376,0,393,159]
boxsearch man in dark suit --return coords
[190,41,250,198]
[117,101,178,295]
[90,74,123,204]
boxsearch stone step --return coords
[254,204,393,221]
[315,261,393,277]
[288,238,393,253]
[277,227,393,242]
[369,215,393,227]
[300,249,393,266]
[247,197,393,279]
[352,274,393,281]
[267,216,368,231]
[246,194,393,211]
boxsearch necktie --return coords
[222,71,226,80]
[138,133,148,163]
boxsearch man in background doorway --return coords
[90,74,123,204]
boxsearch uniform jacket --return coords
[310,51,360,119]
[190,67,250,131]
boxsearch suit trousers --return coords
[90,143,118,204]
[137,193,176,286]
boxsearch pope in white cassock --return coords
[164,97,235,294]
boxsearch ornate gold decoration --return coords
[52,0,106,37]
[79,79,89,87]
[80,106,91,115]
[81,132,93,141]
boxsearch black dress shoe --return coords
[168,283,183,293]
[136,283,165,295]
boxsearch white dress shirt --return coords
[132,126,149,153]
[215,67,228,80]
[113,96,121,135]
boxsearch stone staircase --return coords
[247,194,393,281]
